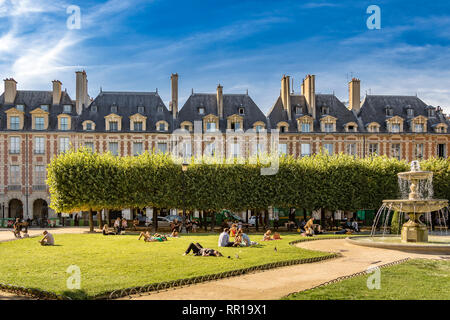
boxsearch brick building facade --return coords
[0,72,449,220]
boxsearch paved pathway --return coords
[0,227,90,299]
[0,227,90,243]
[126,238,446,300]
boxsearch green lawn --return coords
[0,232,330,299]
[283,259,450,300]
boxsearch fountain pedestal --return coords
[401,213,428,243]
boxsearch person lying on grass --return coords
[183,242,223,257]
[39,231,54,246]
[138,231,167,242]
[167,230,179,238]
[102,224,116,235]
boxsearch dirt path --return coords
[126,238,446,300]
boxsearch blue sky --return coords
[1,0,450,114]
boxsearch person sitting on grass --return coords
[218,228,234,247]
[132,217,139,230]
[262,230,273,241]
[168,230,179,238]
[183,243,223,257]
[102,224,116,235]
[39,231,54,246]
[114,217,122,234]
[121,218,128,234]
[240,231,258,247]
[230,223,238,238]
[232,230,243,247]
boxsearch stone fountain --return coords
[383,161,448,243]
[348,161,450,253]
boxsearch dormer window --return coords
[86,122,92,131]
[385,106,393,116]
[138,106,145,114]
[10,116,20,130]
[301,123,310,133]
[63,105,72,113]
[324,123,333,132]
[40,105,49,112]
[206,122,216,132]
[295,106,303,115]
[231,122,241,131]
[391,123,400,133]
[109,121,118,131]
[280,126,287,133]
[15,105,24,112]
[35,117,45,130]
[91,105,97,112]
[406,107,414,117]
[134,121,143,131]
[157,106,163,113]
[428,108,436,118]
[415,123,424,133]
[198,107,205,115]
[321,106,329,115]
[156,120,168,132]
[111,105,118,113]
[238,107,245,115]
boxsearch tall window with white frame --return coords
[254,142,264,156]
[369,143,379,156]
[323,143,333,155]
[415,143,424,160]
[157,142,167,154]
[85,142,94,152]
[301,143,311,157]
[183,141,192,159]
[278,143,287,156]
[205,142,215,156]
[391,143,401,160]
[35,165,46,186]
[60,117,69,131]
[346,143,357,156]
[34,137,45,154]
[133,142,143,156]
[59,137,70,153]
[109,142,119,156]
[9,136,20,154]
[10,165,20,185]
[230,142,240,158]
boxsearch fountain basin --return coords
[397,171,433,181]
[383,199,448,213]
[347,236,450,254]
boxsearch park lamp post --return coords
[181,161,189,233]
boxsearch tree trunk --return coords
[106,209,110,227]
[88,209,94,232]
[97,210,103,230]
[153,207,158,232]
[211,211,215,232]
[255,210,259,232]
[203,211,207,231]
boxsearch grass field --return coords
[283,259,450,300]
[0,232,330,299]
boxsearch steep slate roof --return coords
[267,93,358,132]
[358,95,450,132]
[78,91,173,132]
[0,90,75,131]
[178,93,268,132]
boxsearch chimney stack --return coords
[348,78,361,113]
[52,80,62,105]
[4,78,17,105]
[76,70,89,115]
[217,84,223,119]
[170,73,178,119]
[303,74,316,119]
[280,75,292,120]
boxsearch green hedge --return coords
[47,148,450,213]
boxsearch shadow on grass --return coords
[62,289,89,300]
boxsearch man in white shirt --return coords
[39,231,55,246]
[218,228,233,247]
